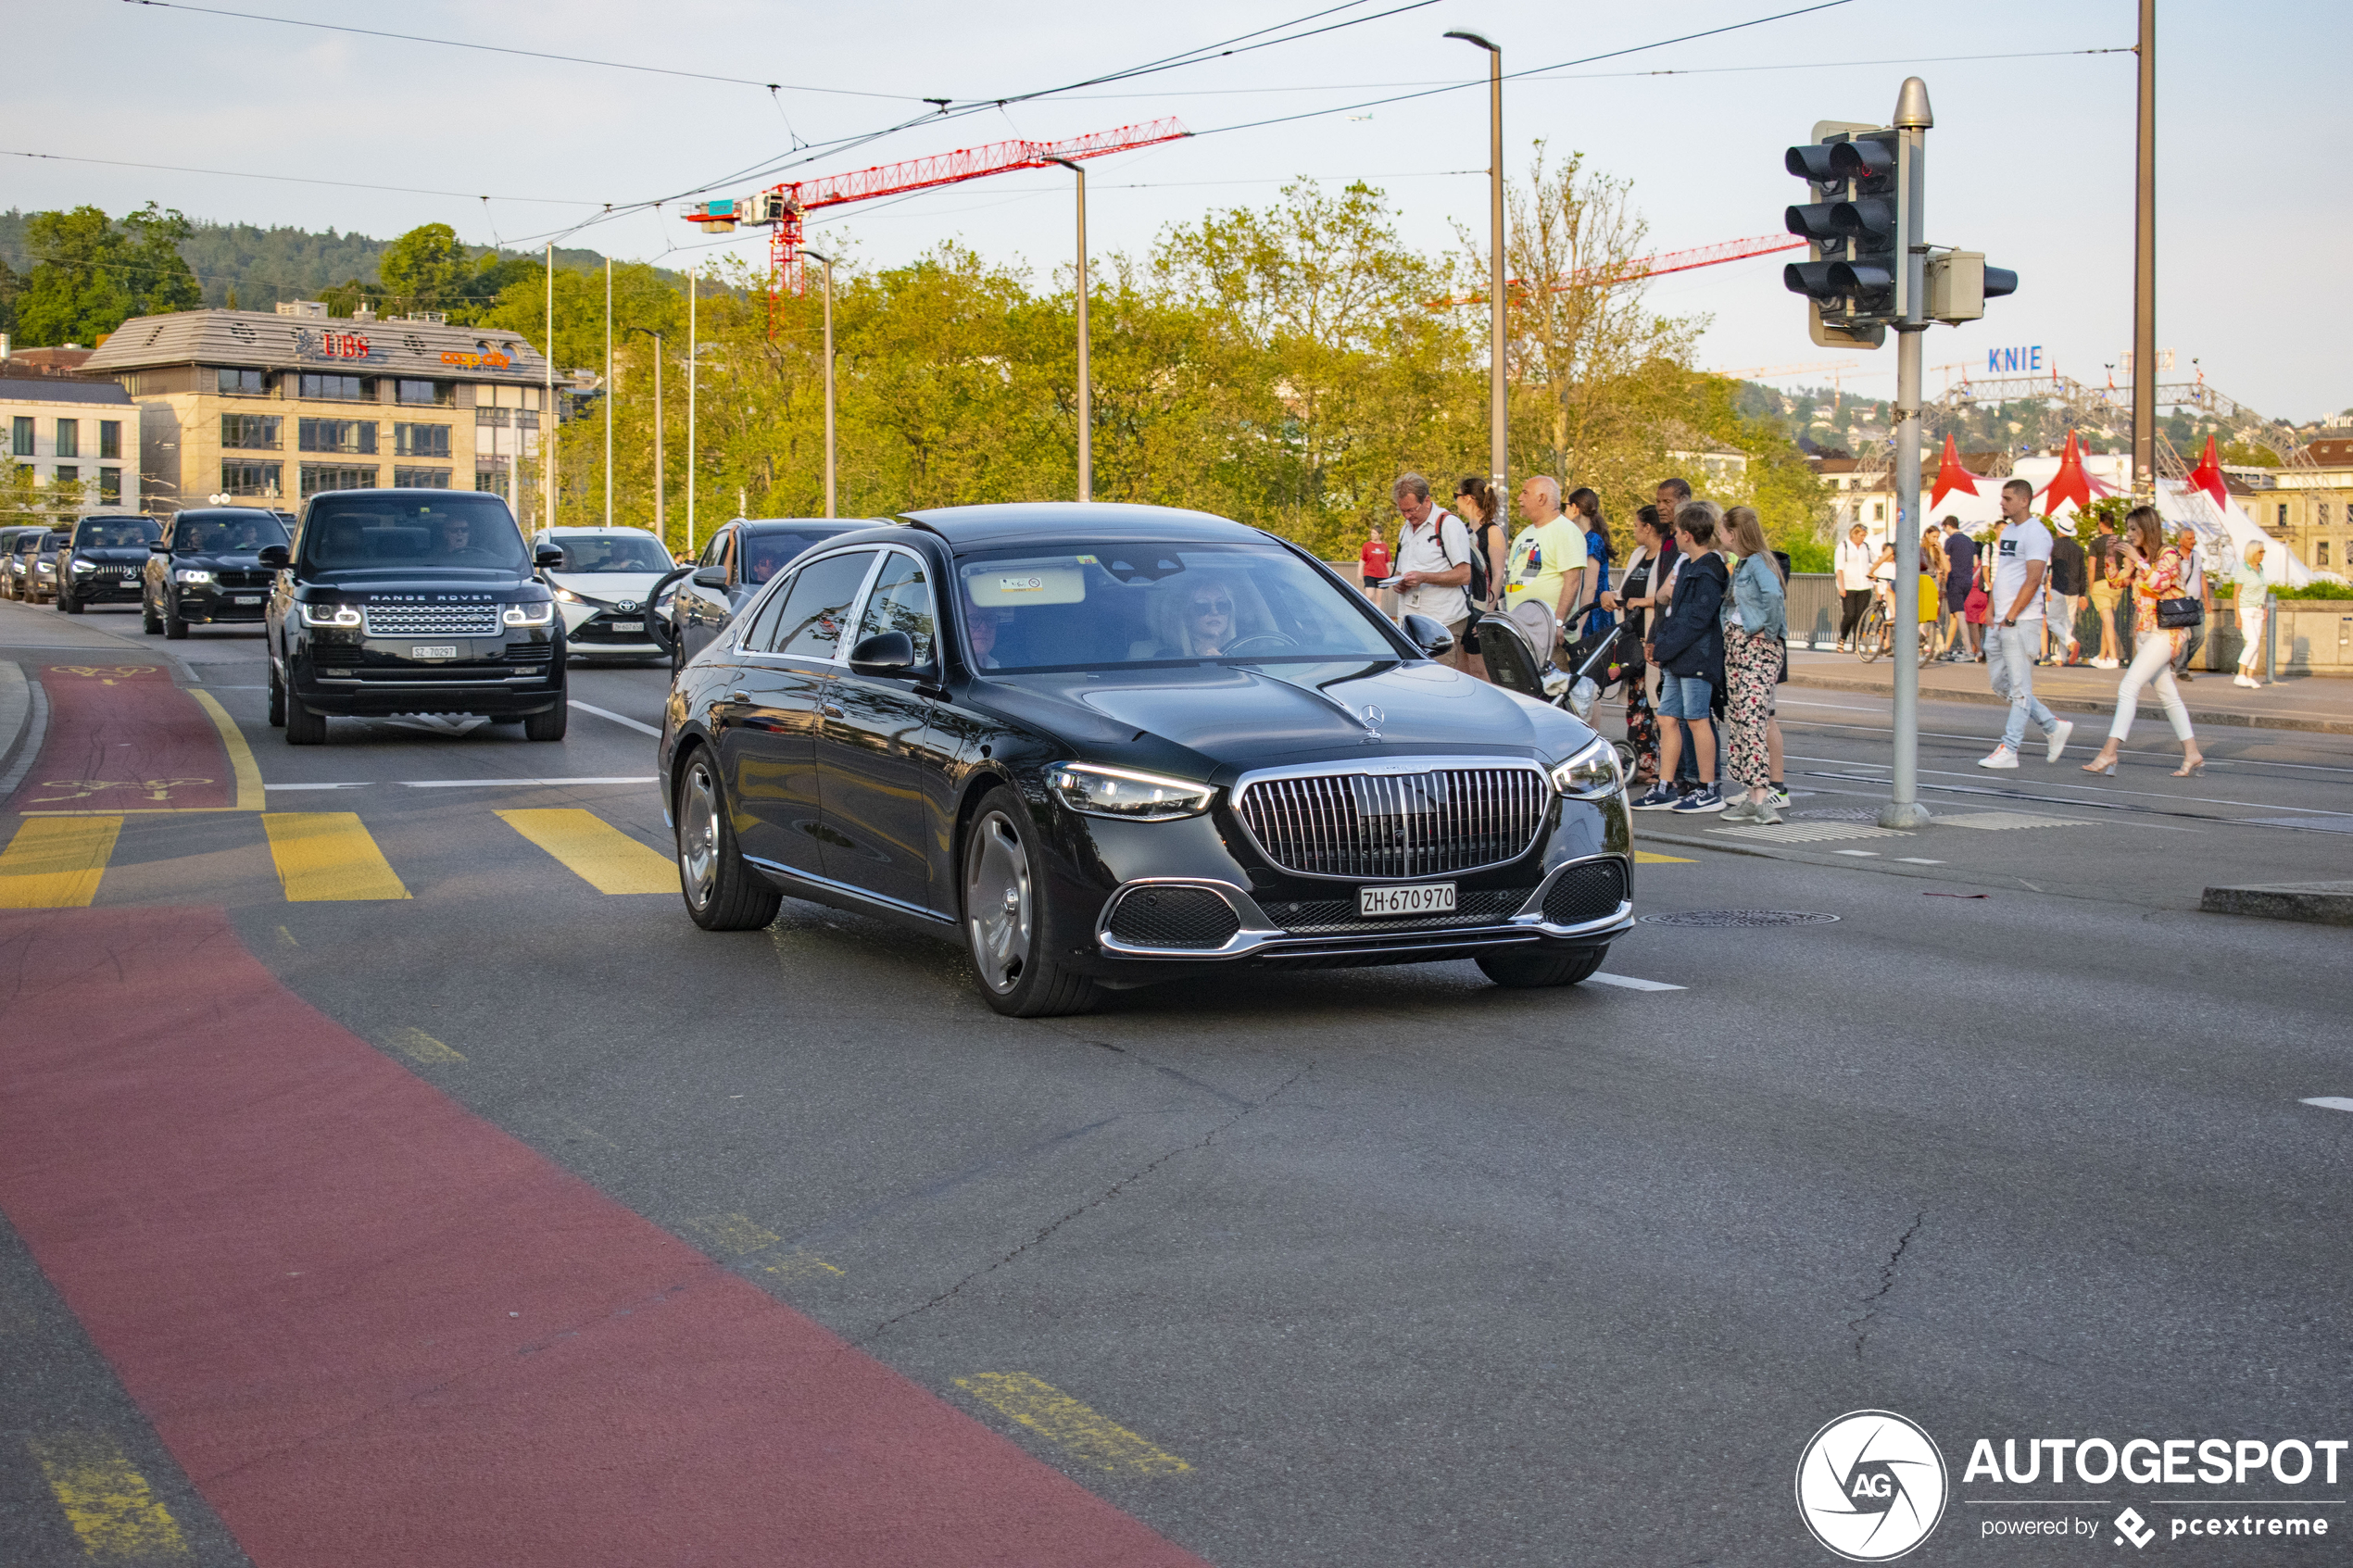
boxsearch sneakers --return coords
[1718,797,1759,823]
[1767,784,1793,808]
[1630,784,1680,811]
[1670,784,1725,814]
[2235,672,2261,688]
[2045,719,2073,764]
[1977,745,2020,771]
[1749,800,1783,825]
[2091,657,2120,670]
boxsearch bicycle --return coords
[1855,597,1892,664]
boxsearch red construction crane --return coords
[684,118,1190,312]
[1424,233,1807,310]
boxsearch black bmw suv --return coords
[142,507,288,639]
[55,514,161,613]
[264,489,569,745]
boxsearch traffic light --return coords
[1783,120,1901,347]
[1924,253,2020,322]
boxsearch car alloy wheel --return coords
[966,809,1034,997]
[679,760,720,912]
[673,750,779,931]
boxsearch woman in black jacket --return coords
[1632,505,1729,813]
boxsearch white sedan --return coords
[530,527,678,662]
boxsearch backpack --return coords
[1466,521,1495,606]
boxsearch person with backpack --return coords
[1453,474,1509,681]
[1390,472,1475,670]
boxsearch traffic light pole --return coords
[1879,78,1934,833]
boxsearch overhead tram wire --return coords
[1,148,604,206]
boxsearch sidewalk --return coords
[1782,648,2353,735]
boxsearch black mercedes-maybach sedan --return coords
[657,504,1633,1017]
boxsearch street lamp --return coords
[1447,30,1507,518]
[624,325,665,548]
[604,256,613,529]
[801,245,839,518]
[1045,156,1091,502]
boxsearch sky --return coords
[6,0,2347,422]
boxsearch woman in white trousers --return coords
[2081,507,2205,778]
[2231,541,2271,688]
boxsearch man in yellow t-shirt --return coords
[1504,475,1591,652]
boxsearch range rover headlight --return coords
[298,601,362,628]
[1045,763,1214,822]
[1548,736,1622,800]
[174,568,215,585]
[503,601,555,626]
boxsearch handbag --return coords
[2155,596,2204,630]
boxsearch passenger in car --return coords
[1138,574,1255,659]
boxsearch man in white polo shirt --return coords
[1390,472,1473,667]
[1977,477,2073,770]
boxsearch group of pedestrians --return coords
[1377,471,1607,684]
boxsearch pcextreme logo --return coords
[1796,1410,1950,1562]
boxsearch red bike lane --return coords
[0,904,1210,1568]
[6,662,238,813]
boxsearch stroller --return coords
[1473,610,1639,775]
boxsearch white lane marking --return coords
[1894,857,1945,865]
[570,699,661,736]
[1832,849,1880,857]
[1792,752,2346,819]
[264,782,371,790]
[400,776,658,788]
[1587,972,1684,992]
[2301,1098,2353,1114]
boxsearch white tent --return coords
[2154,480,2326,587]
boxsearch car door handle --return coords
[819,702,845,719]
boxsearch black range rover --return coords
[264,489,569,745]
[142,507,287,638]
[55,514,161,613]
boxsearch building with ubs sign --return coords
[80,302,552,512]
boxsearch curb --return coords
[0,662,47,805]
[2198,882,2353,927]
[1784,670,2353,736]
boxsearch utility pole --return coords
[1881,77,1934,832]
[1448,30,1508,513]
[543,242,556,534]
[686,261,697,556]
[1045,157,1091,501]
[803,247,838,517]
[603,255,613,529]
[2131,0,2156,491]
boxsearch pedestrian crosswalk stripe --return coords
[496,808,674,894]
[24,1432,190,1559]
[0,817,123,909]
[261,812,412,902]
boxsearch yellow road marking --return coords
[1635,850,1694,864]
[0,817,122,909]
[385,1027,463,1064]
[24,1433,190,1559]
[952,1374,1191,1474]
[684,1213,781,1256]
[762,1252,845,1283]
[261,812,410,902]
[495,808,673,894]
[189,689,265,811]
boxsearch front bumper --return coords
[560,601,661,656]
[67,572,143,601]
[285,637,564,717]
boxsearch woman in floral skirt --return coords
[1717,507,1789,824]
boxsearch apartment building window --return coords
[516,410,540,431]
[2322,502,2335,527]
[220,460,283,497]
[394,423,451,458]
[298,373,370,402]
[396,379,453,406]
[220,413,281,450]
[474,406,510,427]
[99,468,121,503]
[2278,503,2289,527]
[9,417,29,457]
[474,467,507,495]
[55,420,79,458]
[216,367,268,396]
[99,420,121,460]
[393,467,451,489]
[299,418,377,455]
[2322,543,2334,568]
[300,463,378,495]
[55,466,79,490]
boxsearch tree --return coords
[13,203,201,344]
[378,223,469,316]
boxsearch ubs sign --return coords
[291,327,371,361]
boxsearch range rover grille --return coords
[1237,766,1548,880]
[361,603,500,637]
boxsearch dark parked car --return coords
[662,517,867,674]
[142,507,288,639]
[0,525,51,600]
[19,528,73,605]
[264,488,568,745]
[55,514,161,613]
[658,504,1633,1017]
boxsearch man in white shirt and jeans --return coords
[1833,522,1876,651]
[1978,478,2073,770]
[1390,472,1473,668]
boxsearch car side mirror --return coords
[258,545,290,568]
[534,545,566,569]
[1401,613,1454,658]
[691,565,728,588]
[150,540,171,553]
[847,630,919,677]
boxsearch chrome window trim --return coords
[1229,754,1554,884]
[734,545,886,666]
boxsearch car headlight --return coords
[552,586,585,604]
[71,558,96,573]
[503,601,555,626]
[298,601,362,628]
[1548,736,1622,800]
[175,568,215,585]
[37,560,55,574]
[1045,763,1215,822]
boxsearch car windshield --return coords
[175,513,290,554]
[76,519,161,549]
[742,528,849,585]
[299,495,528,572]
[955,541,1400,673]
[550,533,671,572]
